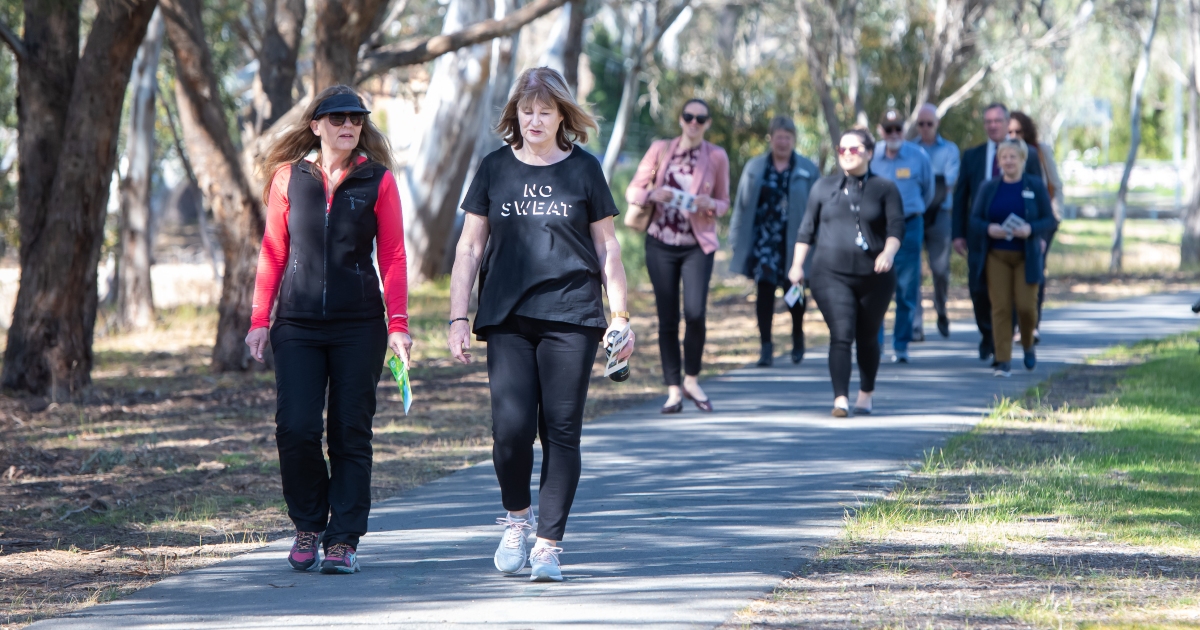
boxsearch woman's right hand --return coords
[245,327,269,364]
[987,223,1008,239]
[648,188,674,203]
[787,263,805,286]
[448,320,472,364]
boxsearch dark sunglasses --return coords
[916,121,936,127]
[681,113,710,124]
[837,145,868,156]
[323,112,365,127]
[882,125,903,134]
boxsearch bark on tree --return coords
[601,0,690,181]
[402,0,495,283]
[313,0,391,90]
[1182,0,1200,266]
[796,0,841,145]
[562,0,586,93]
[2,0,160,397]
[1111,0,1162,273]
[116,7,167,332]
[162,0,266,371]
[252,0,305,134]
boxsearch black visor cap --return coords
[313,93,371,119]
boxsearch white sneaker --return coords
[493,512,535,573]
[529,544,563,582]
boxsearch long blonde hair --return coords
[260,85,395,205]
[495,67,598,151]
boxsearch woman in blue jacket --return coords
[968,138,1058,377]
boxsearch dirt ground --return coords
[1,268,1196,628]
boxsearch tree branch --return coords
[357,0,568,81]
[0,17,26,61]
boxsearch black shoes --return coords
[791,337,804,364]
[912,329,925,343]
[757,343,773,367]
[1024,347,1037,371]
[979,340,995,362]
[937,315,950,338]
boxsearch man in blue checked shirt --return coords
[871,108,934,364]
[913,103,960,341]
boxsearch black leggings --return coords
[645,236,715,386]
[756,281,805,345]
[485,316,602,542]
[809,269,896,398]
[271,317,387,550]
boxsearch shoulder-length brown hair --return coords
[495,67,598,151]
[259,85,395,205]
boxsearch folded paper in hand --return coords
[386,356,412,415]
[664,188,697,214]
[604,323,631,377]
[784,284,803,308]
[1001,213,1029,240]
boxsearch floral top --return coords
[647,146,699,247]
[748,154,794,287]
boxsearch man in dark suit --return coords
[951,102,1042,362]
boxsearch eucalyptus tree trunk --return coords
[115,7,167,332]
[1182,0,1200,267]
[2,0,160,396]
[402,0,495,283]
[1111,0,1162,272]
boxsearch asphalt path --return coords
[31,291,1200,629]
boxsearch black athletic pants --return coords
[756,281,805,345]
[644,236,715,386]
[485,316,602,542]
[809,269,896,398]
[271,317,387,550]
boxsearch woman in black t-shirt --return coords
[448,67,636,584]
[788,129,905,417]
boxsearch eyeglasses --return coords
[837,145,868,156]
[916,121,936,128]
[323,113,365,127]
[1009,128,1024,136]
[681,113,710,124]
[882,125,903,134]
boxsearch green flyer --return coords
[386,355,412,415]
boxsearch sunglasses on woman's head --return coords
[323,113,365,127]
[681,113,710,124]
[837,145,867,156]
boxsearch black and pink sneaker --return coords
[288,531,322,571]
[320,543,360,574]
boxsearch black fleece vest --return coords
[276,160,387,322]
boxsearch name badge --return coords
[895,168,911,179]
[1021,190,1035,199]
[795,168,811,178]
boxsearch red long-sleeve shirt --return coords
[251,158,409,334]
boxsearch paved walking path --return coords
[33,292,1200,629]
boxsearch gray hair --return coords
[983,102,1010,118]
[996,138,1028,162]
[768,115,797,136]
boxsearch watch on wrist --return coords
[611,311,630,320]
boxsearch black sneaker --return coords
[1024,347,1036,371]
[937,316,950,338]
[993,361,1012,377]
[979,341,994,362]
[791,337,804,364]
[756,343,773,367]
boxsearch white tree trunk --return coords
[115,7,166,331]
[402,0,495,283]
[1111,0,1162,272]
[1182,0,1200,266]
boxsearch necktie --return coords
[991,152,1000,178]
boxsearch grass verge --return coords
[726,330,1200,629]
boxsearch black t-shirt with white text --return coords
[462,146,619,337]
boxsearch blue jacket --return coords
[967,174,1058,287]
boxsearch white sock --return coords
[533,539,556,550]
[508,510,530,521]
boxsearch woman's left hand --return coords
[694,194,716,216]
[606,319,636,361]
[1015,224,1033,238]
[874,251,896,273]
[388,332,413,367]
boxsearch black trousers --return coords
[809,269,896,398]
[967,254,994,353]
[1037,229,1056,324]
[645,236,715,386]
[756,281,805,345]
[485,316,602,542]
[271,317,387,550]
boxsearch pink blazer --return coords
[625,137,731,254]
